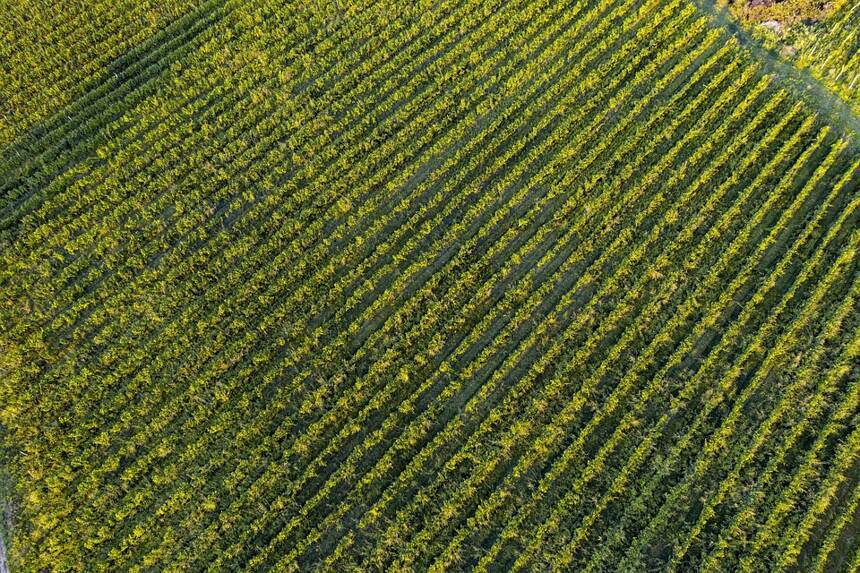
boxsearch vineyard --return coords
[0,0,858,571]
[795,0,860,114]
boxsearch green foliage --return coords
[717,0,860,114]
[793,0,860,112]
[719,0,837,25]
[1,0,858,571]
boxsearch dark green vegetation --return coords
[1,0,859,571]
[721,0,860,114]
[793,0,860,113]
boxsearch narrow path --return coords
[691,0,860,145]
[0,445,11,573]
[0,530,8,573]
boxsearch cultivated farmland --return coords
[795,0,860,113]
[0,0,858,571]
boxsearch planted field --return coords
[0,0,858,571]
[795,0,860,113]
[0,0,207,149]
